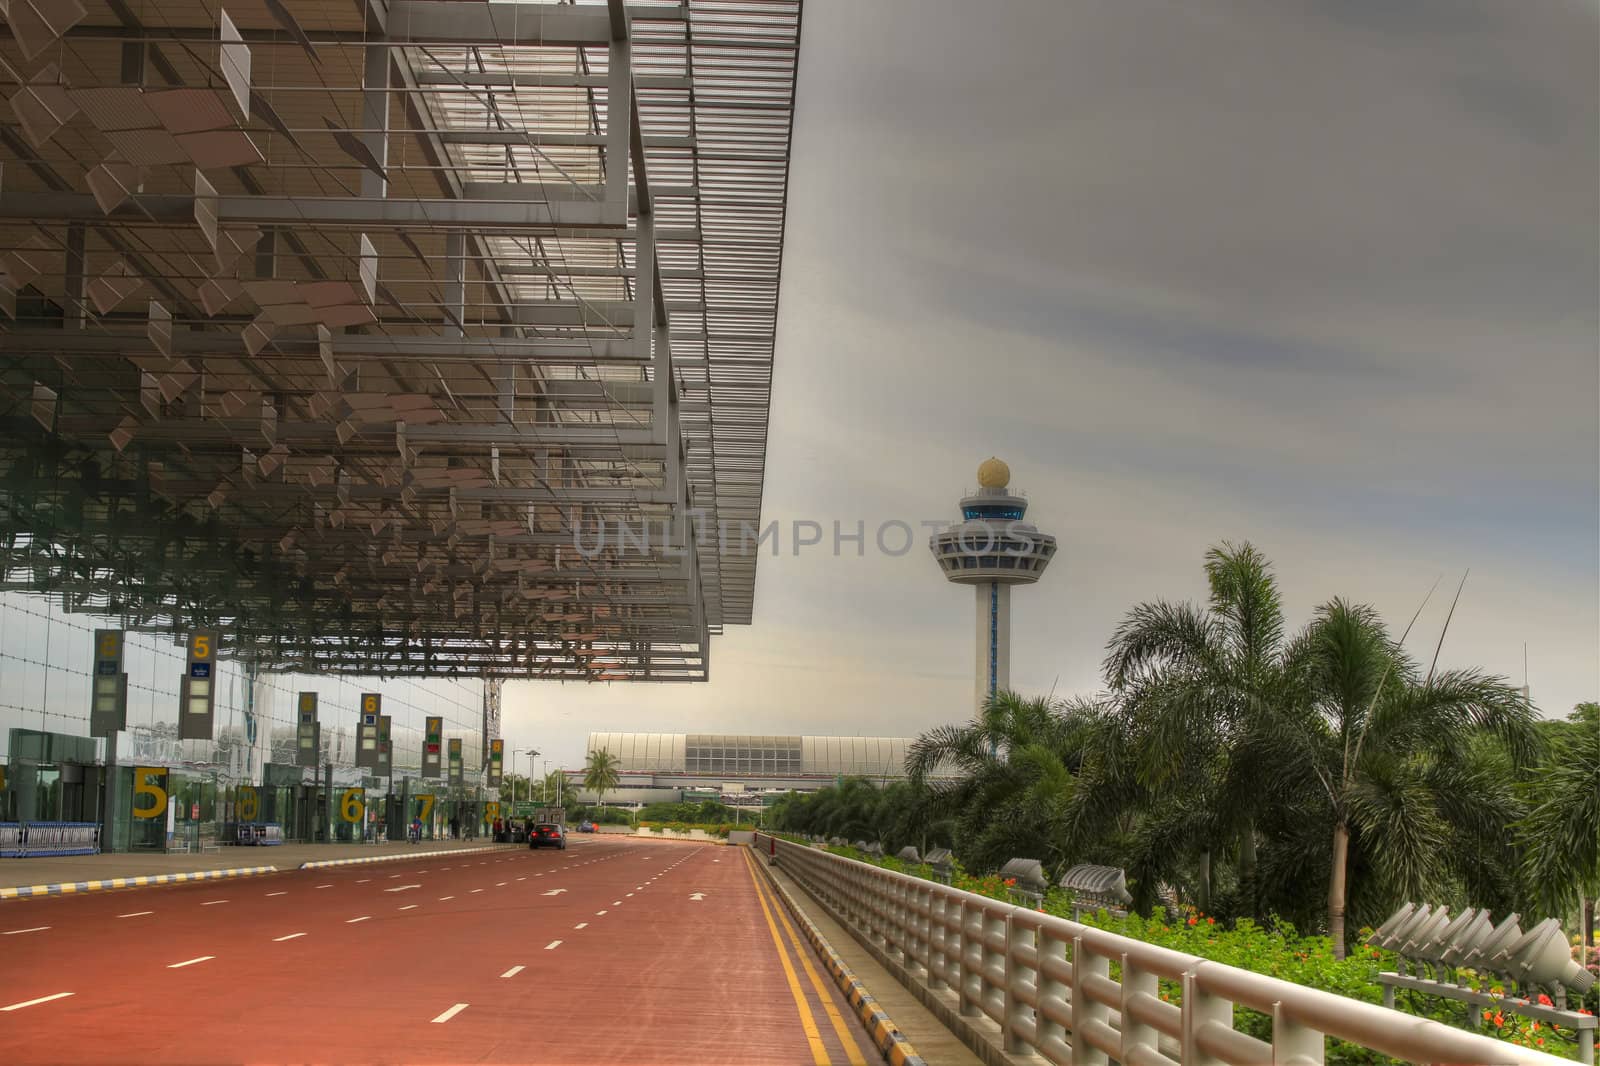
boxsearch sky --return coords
[503,0,1600,770]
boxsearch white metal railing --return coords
[757,834,1571,1066]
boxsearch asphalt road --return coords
[0,836,876,1065]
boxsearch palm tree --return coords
[908,691,1138,889]
[1103,541,1294,917]
[1275,597,1541,957]
[583,749,621,813]
[1519,703,1600,939]
[539,770,566,805]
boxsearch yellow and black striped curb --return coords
[298,844,512,870]
[0,866,278,900]
[756,856,928,1066]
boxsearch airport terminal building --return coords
[567,732,942,805]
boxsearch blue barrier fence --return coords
[1,821,100,857]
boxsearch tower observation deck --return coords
[929,458,1056,710]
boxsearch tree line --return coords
[769,542,1598,958]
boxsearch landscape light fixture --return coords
[1417,907,1485,966]
[1059,864,1134,918]
[1368,903,1418,951]
[1399,906,1454,960]
[1373,903,1436,953]
[999,858,1051,904]
[1484,909,1548,973]
[925,848,954,885]
[1438,909,1494,968]
[1503,921,1597,994]
[1462,913,1523,974]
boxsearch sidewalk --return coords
[0,840,517,894]
[766,861,985,1066]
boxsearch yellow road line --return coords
[750,855,868,1066]
[742,846,831,1066]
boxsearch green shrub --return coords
[810,845,1587,1062]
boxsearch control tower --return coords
[930,458,1057,711]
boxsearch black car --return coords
[529,822,566,850]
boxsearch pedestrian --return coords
[410,816,422,844]
[449,815,459,839]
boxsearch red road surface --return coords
[0,837,876,1065]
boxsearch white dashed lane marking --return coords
[273,933,306,942]
[347,916,370,924]
[1,992,73,1012]
[545,940,562,950]
[201,900,228,906]
[168,956,213,969]
[501,966,524,978]
[400,904,418,911]
[431,1003,469,1024]
[3,926,50,935]
[118,911,153,918]
[574,922,588,930]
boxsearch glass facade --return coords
[685,735,802,775]
[588,733,940,779]
[0,590,495,851]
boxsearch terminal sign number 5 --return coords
[193,634,210,659]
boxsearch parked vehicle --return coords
[578,820,596,833]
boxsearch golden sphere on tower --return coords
[976,457,1010,488]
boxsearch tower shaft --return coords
[974,581,1011,711]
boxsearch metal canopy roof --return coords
[0,0,800,680]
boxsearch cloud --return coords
[503,0,1598,765]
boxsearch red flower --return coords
[1537,993,1552,1007]
[1206,917,1215,926]
[1004,878,1016,887]
[1187,916,1198,926]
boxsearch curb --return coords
[754,850,929,1066]
[298,844,514,870]
[0,866,278,900]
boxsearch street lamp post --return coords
[516,749,538,810]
